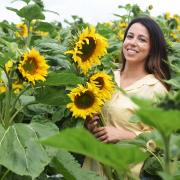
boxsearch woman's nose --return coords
[129,38,138,46]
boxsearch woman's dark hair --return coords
[121,16,171,90]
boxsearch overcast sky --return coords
[0,0,180,25]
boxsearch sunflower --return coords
[5,60,13,73]
[12,80,24,93]
[16,23,28,38]
[119,22,128,29]
[89,72,114,101]
[33,30,49,36]
[67,83,103,119]
[18,48,49,85]
[65,27,108,74]
[0,81,6,93]
[118,30,124,41]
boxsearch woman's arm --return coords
[92,126,136,143]
[85,115,136,143]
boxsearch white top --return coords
[102,70,167,135]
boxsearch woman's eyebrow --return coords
[138,34,149,40]
[127,31,149,40]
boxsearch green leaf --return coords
[44,72,83,86]
[131,96,153,108]
[11,0,31,4]
[52,106,66,122]
[166,77,180,89]
[33,21,55,33]
[0,58,6,67]
[0,122,58,178]
[51,149,102,180]
[17,4,45,21]
[136,107,180,137]
[6,7,19,14]
[158,172,177,180]
[142,156,162,175]
[41,128,147,171]
[46,55,71,69]
[35,86,70,106]
[19,95,36,106]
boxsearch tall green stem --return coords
[99,112,105,127]
[10,85,30,114]
[3,68,12,129]
[163,135,170,174]
[9,101,37,125]
[25,21,32,47]
[0,169,10,180]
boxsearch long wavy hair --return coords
[121,16,171,90]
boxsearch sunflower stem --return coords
[99,112,105,127]
[8,101,37,125]
[10,85,31,115]
[163,135,171,175]
[2,67,13,128]
[0,169,10,180]
[25,20,32,47]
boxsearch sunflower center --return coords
[19,26,25,35]
[23,58,37,74]
[78,37,96,62]
[74,90,95,109]
[95,77,104,90]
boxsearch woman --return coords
[83,16,171,177]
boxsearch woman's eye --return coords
[127,34,133,39]
[139,38,146,42]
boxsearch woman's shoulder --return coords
[138,74,168,99]
[125,74,167,99]
[143,74,167,91]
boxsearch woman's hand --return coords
[84,114,100,132]
[92,126,136,143]
[85,114,136,143]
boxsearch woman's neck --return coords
[121,62,148,79]
[120,63,149,88]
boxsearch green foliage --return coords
[51,149,103,180]
[0,0,180,179]
[12,4,45,22]
[137,107,180,138]
[44,72,84,86]
[0,122,58,179]
[35,86,70,106]
[133,97,180,178]
[41,128,147,172]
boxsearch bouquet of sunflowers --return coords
[65,26,115,122]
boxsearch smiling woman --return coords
[84,16,171,179]
[122,23,151,82]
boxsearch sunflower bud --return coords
[148,5,153,10]
[146,140,157,152]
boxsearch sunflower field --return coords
[0,0,180,179]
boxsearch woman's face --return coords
[123,23,150,64]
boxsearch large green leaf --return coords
[51,149,102,180]
[44,72,83,86]
[41,128,147,171]
[134,101,180,137]
[0,122,58,179]
[17,4,45,21]
[35,87,70,106]
[46,55,71,69]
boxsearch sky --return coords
[0,0,180,25]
